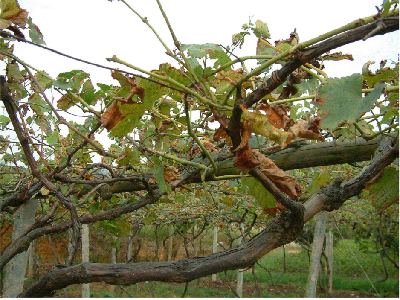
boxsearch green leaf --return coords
[241,176,276,209]
[315,74,383,129]
[364,83,386,103]
[53,79,73,90]
[157,63,191,86]
[34,71,52,90]
[28,18,45,45]
[307,172,331,195]
[186,57,203,76]
[232,32,250,48]
[6,63,23,82]
[253,20,270,39]
[0,115,10,126]
[97,83,112,92]
[363,67,397,87]
[149,165,169,194]
[117,147,139,166]
[181,43,222,58]
[46,131,59,146]
[209,49,232,70]
[110,80,169,137]
[80,80,98,105]
[29,93,49,115]
[361,167,399,212]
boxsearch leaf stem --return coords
[206,55,276,77]
[354,122,398,140]
[107,55,231,110]
[119,0,181,63]
[299,66,325,83]
[155,0,219,105]
[183,94,218,176]
[66,91,101,119]
[150,108,187,129]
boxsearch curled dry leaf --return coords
[149,165,180,185]
[254,150,301,199]
[233,120,260,173]
[0,0,28,28]
[164,166,180,183]
[233,119,301,198]
[258,101,293,129]
[157,120,173,132]
[288,117,324,143]
[201,136,220,152]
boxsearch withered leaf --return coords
[164,166,180,183]
[282,117,324,147]
[241,105,291,148]
[233,121,260,173]
[254,151,301,199]
[101,100,135,131]
[213,126,232,145]
[101,73,145,131]
[258,101,293,129]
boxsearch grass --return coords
[69,238,399,298]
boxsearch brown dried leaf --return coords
[10,8,27,27]
[291,117,324,140]
[129,86,145,101]
[101,100,135,131]
[255,151,301,199]
[57,94,74,110]
[322,52,354,61]
[164,166,180,183]
[258,101,293,129]
[282,117,324,147]
[213,126,232,145]
[101,73,145,131]
[233,121,260,172]
[201,137,219,152]
[234,144,260,173]
[157,120,173,132]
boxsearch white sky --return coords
[13,0,399,86]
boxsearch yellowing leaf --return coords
[0,18,10,29]
[0,0,27,27]
[0,0,20,19]
[307,172,331,195]
[241,105,290,148]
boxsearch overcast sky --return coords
[12,0,399,86]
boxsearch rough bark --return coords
[97,136,386,199]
